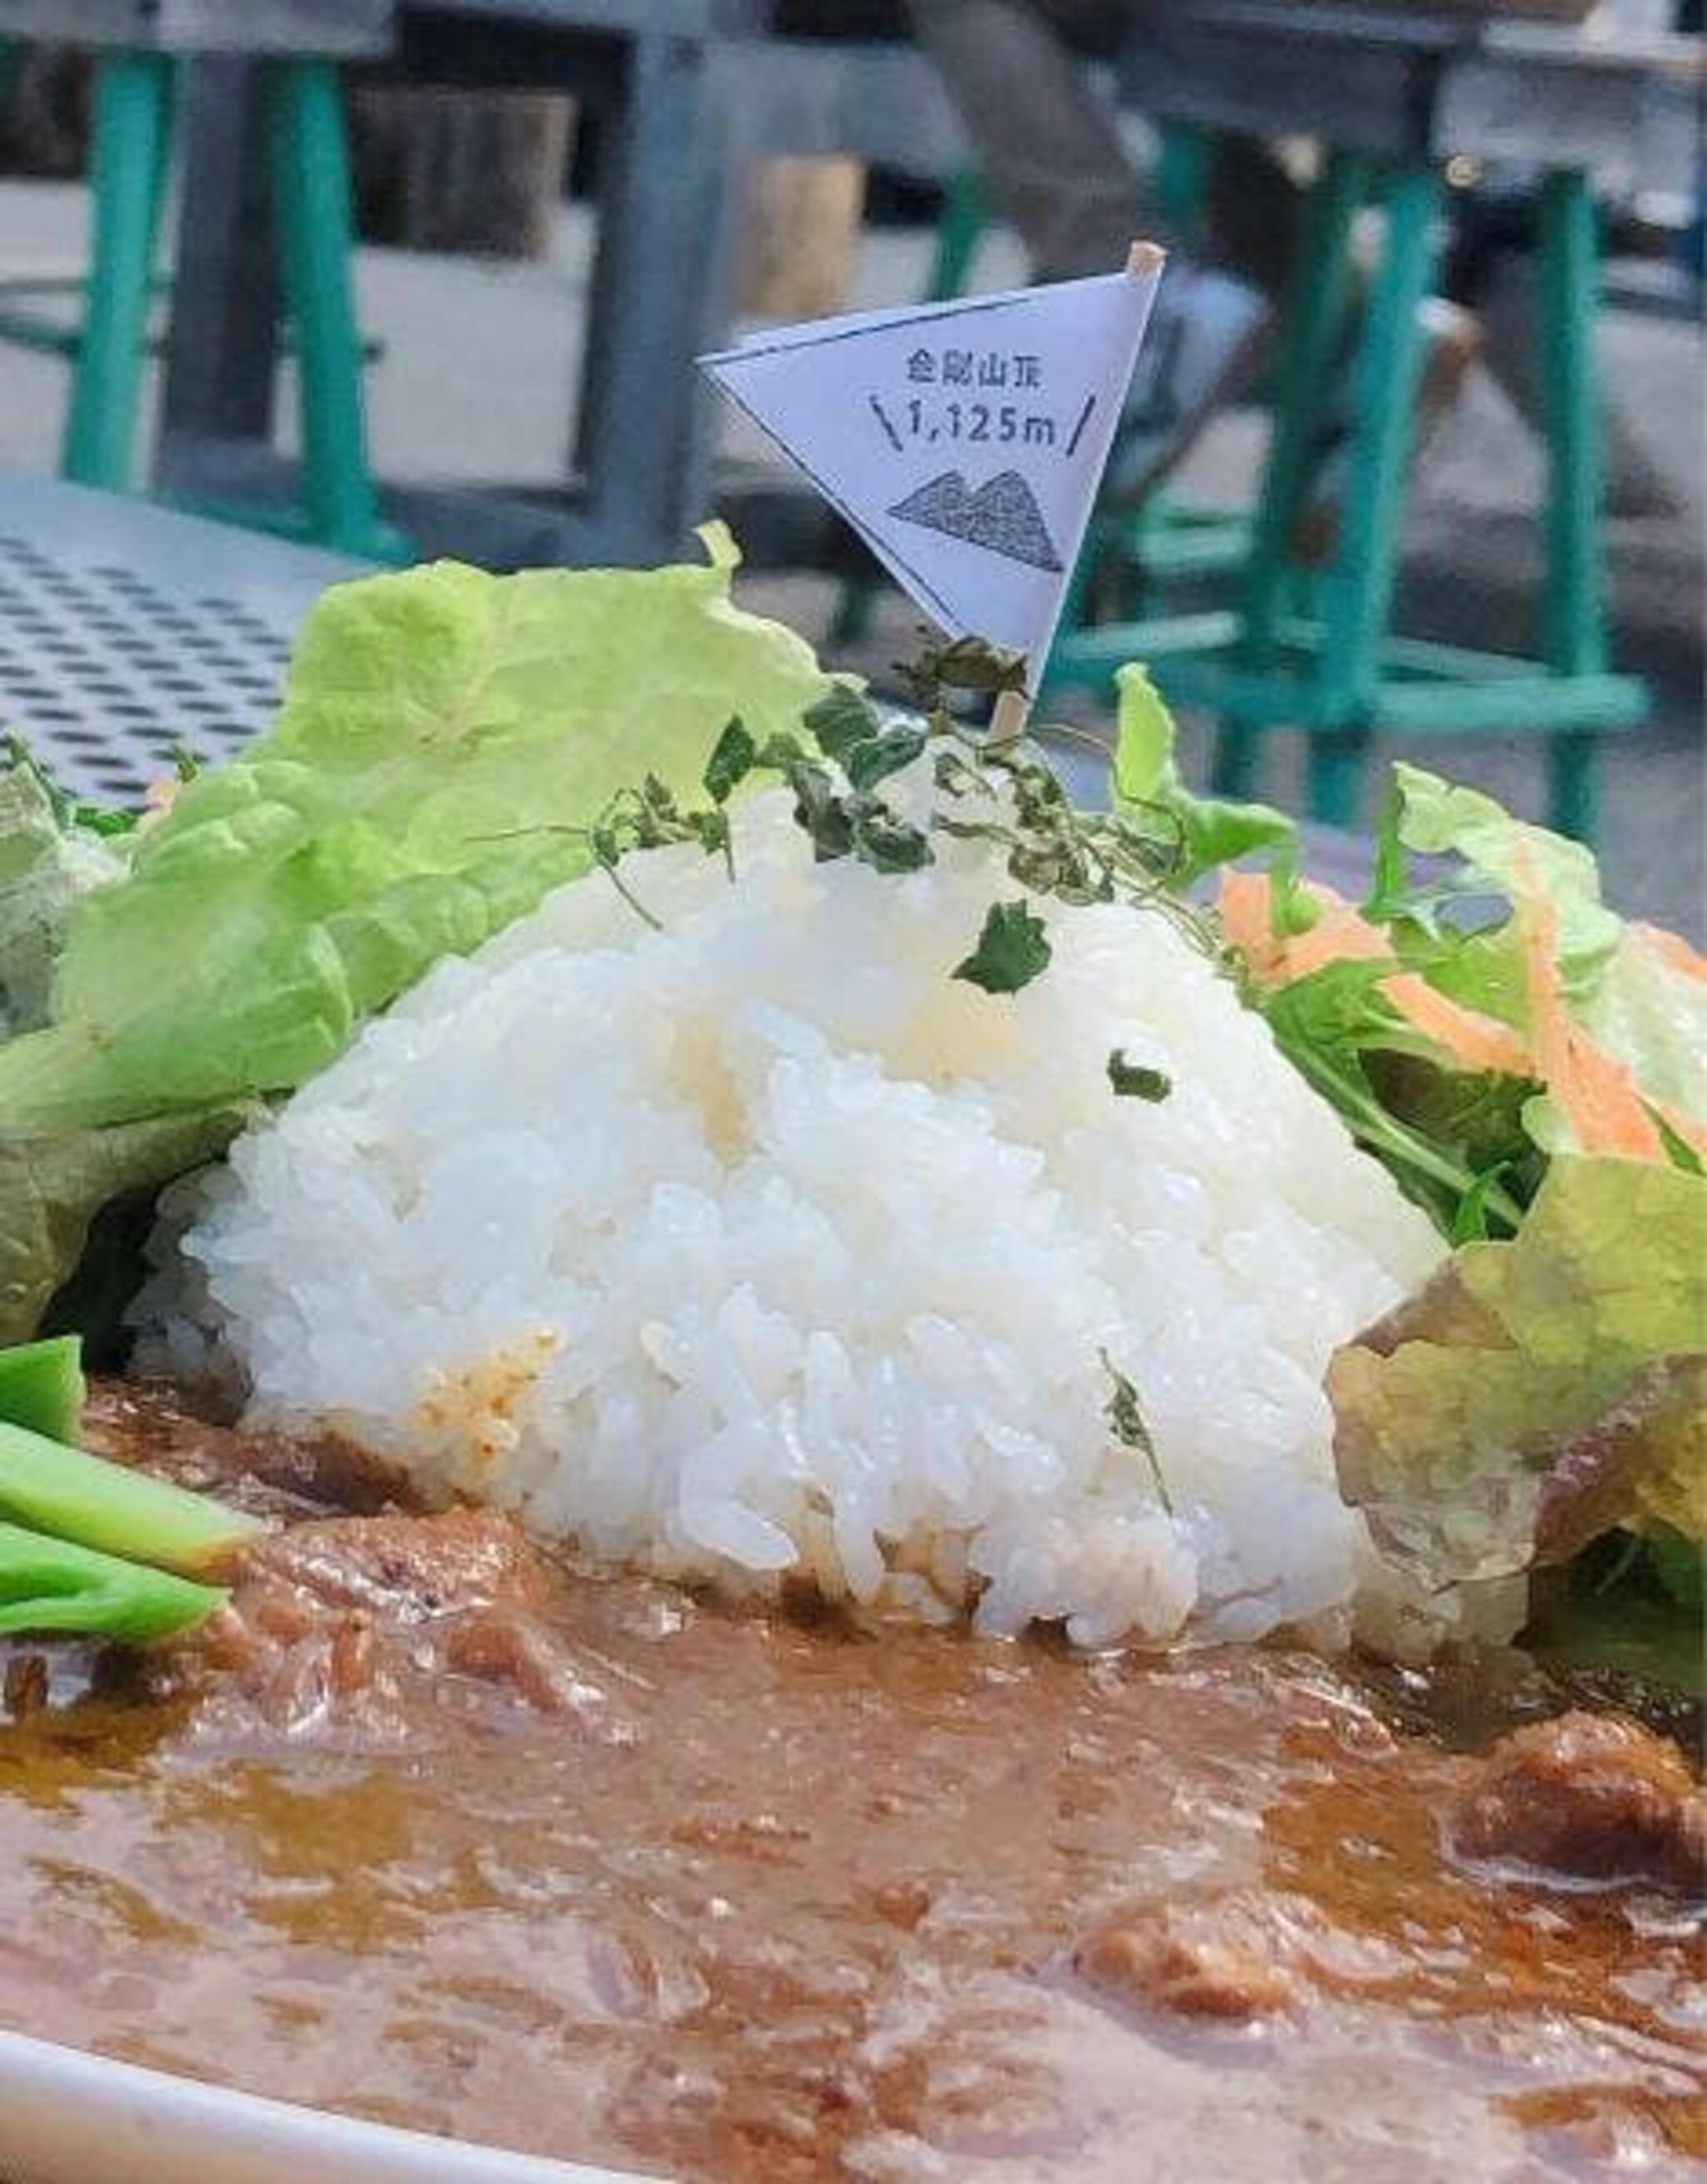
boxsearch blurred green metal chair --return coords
[830,117,1642,845]
[1044,149,1644,844]
[0,44,400,559]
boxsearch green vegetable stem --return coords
[0,1335,86,1445]
[0,1415,262,1578]
[0,1521,225,1643]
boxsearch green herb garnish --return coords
[1107,1051,1172,1102]
[954,899,1052,995]
[702,718,757,807]
[1100,1350,1173,1516]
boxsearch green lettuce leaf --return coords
[1111,664,1294,884]
[1381,763,1622,1002]
[0,1106,253,1346]
[0,754,123,1037]
[1261,960,1525,1234]
[1579,924,1707,1127]
[0,535,829,1338]
[1329,1157,1707,1589]
[0,533,828,1135]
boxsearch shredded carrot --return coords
[1285,899,1390,983]
[1630,922,1707,984]
[1216,872,1387,984]
[1216,871,1286,979]
[1380,974,1532,1076]
[1514,854,1666,1161]
[1219,871,1529,1074]
[1223,856,1705,1162]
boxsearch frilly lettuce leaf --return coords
[1379,763,1623,1001]
[0,756,124,1037]
[0,533,828,1135]
[1111,664,1294,884]
[1579,923,1707,1127]
[0,1106,253,1345]
[1329,1157,1706,1588]
[0,534,829,1335]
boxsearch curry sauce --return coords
[0,1388,1699,2181]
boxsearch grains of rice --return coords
[153,769,1444,1646]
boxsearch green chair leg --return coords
[62,52,176,491]
[926,168,989,302]
[265,58,392,557]
[1211,714,1262,803]
[1214,147,1368,799]
[1154,123,1213,249]
[1538,171,1607,845]
[828,574,879,649]
[1549,732,1599,847]
[1310,165,1444,824]
[1240,150,1367,668]
[1306,727,1373,829]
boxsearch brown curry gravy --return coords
[0,1385,1700,2181]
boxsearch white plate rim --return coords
[0,2027,668,2184]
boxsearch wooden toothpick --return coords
[989,686,1031,748]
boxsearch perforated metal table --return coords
[0,469,368,803]
[0,468,1380,901]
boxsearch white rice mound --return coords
[157,766,1445,1647]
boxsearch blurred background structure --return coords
[0,0,1699,926]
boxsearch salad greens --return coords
[0,747,123,1039]
[1329,1158,1704,1586]
[1216,758,1707,1190]
[2,1105,253,1351]
[0,1334,254,1641]
[0,543,1698,1684]
[1110,664,1294,885]
[1192,741,1704,1691]
[0,530,829,1341]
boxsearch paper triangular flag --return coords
[701,248,1162,669]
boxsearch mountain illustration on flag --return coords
[697,244,1164,662]
[887,469,1064,574]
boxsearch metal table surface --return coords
[146,1,803,572]
[103,2,961,574]
[0,469,367,804]
[0,0,390,53]
[1125,3,1703,184]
